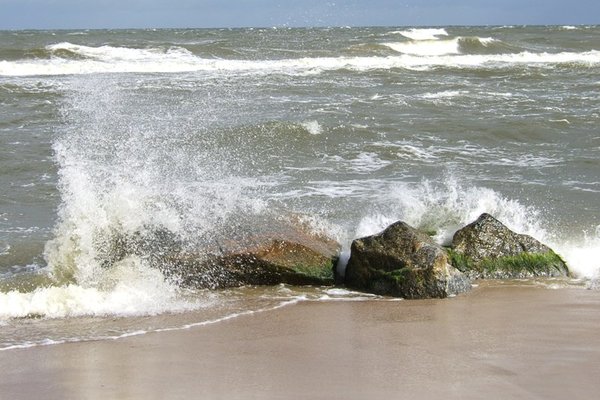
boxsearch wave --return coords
[349,177,600,279]
[383,39,461,56]
[391,28,449,41]
[383,37,520,56]
[0,265,203,319]
[2,44,600,76]
[0,74,272,321]
[46,42,195,61]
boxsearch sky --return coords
[1,0,598,30]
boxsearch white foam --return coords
[352,176,547,247]
[394,28,449,41]
[347,177,600,280]
[348,152,391,173]
[383,39,461,56]
[422,90,469,99]
[0,258,204,320]
[479,37,498,46]
[483,154,561,168]
[552,231,600,279]
[46,42,195,61]
[0,73,271,321]
[301,120,323,135]
[2,42,599,77]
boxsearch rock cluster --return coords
[98,212,569,299]
[343,213,569,298]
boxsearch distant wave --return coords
[382,37,518,56]
[390,28,449,41]
[1,42,600,76]
[383,38,461,56]
[46,42,195,60]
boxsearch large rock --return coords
[345,221,471,299]
[450,213,569,279]
[161,219,340,289]
[94,217,340,289]
[167,233,340,289]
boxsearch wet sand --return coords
[2,283,600,399]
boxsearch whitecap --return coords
[301,120,323,135]
[383,39,461,56]
[394,28,449,41]
[421,90,469,99]
[2,47,600,77]
[351,176,548,247]
[348,152,391,173]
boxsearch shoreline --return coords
[2,283,600,399]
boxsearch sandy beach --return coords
[1,283,599,399]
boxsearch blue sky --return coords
[1,0,598,30]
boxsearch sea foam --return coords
[301,120,323,135]
[0,72,269,320]
[393,28,449,41]
[2,41,600,77]
[383,39,461,56]
[347,177,600,279]
[352,177,548,246]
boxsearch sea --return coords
[1,25,599,350]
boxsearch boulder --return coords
[166,238,340,289]
[160,219,341,289]
[344,221,471,299]
[93,216,340,289]
[449,213,569,279]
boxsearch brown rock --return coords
[162,218,341,289]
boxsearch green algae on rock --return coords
[450,213,570,279]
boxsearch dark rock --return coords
[345,221,471,299]
[450,213,569,279]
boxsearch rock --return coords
[161,219,341,289]
[449,213,569,279]
[344,221,471,299]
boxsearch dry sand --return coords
[2,283,600,399]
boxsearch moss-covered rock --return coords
[345,221,471,299]
[450,213,570,279]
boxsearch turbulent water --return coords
[1,25,599,349]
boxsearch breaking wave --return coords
[0,74,270,320]
[349,177,600,279]
[1,41,600,76]
[392,28,449,41]
[383,37,519,56]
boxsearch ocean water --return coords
[1,25,599,349]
